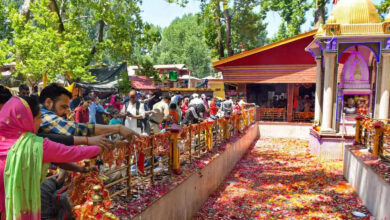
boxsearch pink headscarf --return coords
[0,97,36,213]
[110,95,122,111]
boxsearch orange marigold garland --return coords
[69,170,118,219]
[152,132,171,156]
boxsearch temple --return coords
[306,0,390,159]
[213,30,318,122]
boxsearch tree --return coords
[314,0,329,27]
[377,0,390,19]
[197,0,267,59]
[0,0,160,86]
[152,14,212,78]
[261,0,312,42]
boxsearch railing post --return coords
[206,119,214,152]
[224,116,230,140]
[236,113,241,133]
[127,149,132,196]
[189,128,192,162]
[198,123,201,156]
[373,121,384,157]
[150,138,155,185]
[243,111,248,128]
[169,125,182,175]
[354,115,363,145]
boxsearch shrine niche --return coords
[338,49,372,120]
[340,51,370,89]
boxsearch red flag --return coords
[333,0,338,4]
[293,96,298,109]
[137,152,145,174]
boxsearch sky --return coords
[140,0,383,38]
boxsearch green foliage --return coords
[261,0,312,41]
[118,69,131,94]
[2,0,93,85]
[0,0,160,86]
[197,0,268,59]
[230,0,268,52]
[152,14,212,78]
[135,55,163,82]
[377,0,390,19]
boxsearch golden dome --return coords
[327,0,380,24]
[327,15,336,24]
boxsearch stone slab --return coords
[258,122,311,139]
[308,132,354,161]
[132,123,259,220]
[344,146,390,219]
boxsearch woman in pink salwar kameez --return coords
[0,96,103,220]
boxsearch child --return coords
[169,103,179,125]
[109,109,123,125]
[109,110,122,140]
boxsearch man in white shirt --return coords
[149,95,170,134]
[121,90,146,135]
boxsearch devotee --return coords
[31,85,39,96]
[221,96,234,116]
[39,83,139,141]
[74,96,91,123]
[238,97,247,107]
[182,102,206,125]
[149,95,170,134]
[0,96,105,219]
[121,90,146,135]
[110,95,122,112]
[201,94,210,118]
[209,97,218,119]
[169,103,180,125]
[70,89,83,110]
[109,109,123,125]
[233,99,242,114]
[171,94,183,122]
[0,85,12,111]
[181,97,189,118]
[94,97,107,124]
[18,84,30,96]
[0,84,112,148]
[148,91,161,110]
[88,91,97,124]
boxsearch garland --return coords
[152,132,171,156]
[69,170,118,219]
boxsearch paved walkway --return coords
[195,138,371,219]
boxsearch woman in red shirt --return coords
[74,96,92,123]
[181,97,189,118]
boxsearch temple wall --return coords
[132,123,259,220]
[258,122,312,139]
[344,146,390,219]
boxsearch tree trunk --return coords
[314,0,327,28]
[213,1,225,59]
[89,20,105,61]
[49,0,65,33]
[20,0,33,20]
[223,1,233,56]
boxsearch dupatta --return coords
[0,97,49,220]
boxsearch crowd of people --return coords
[68,88,249,136]
[0,83,250,219]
